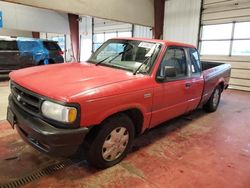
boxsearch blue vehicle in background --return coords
[0,38,64,74]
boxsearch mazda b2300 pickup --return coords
[7,38,231,168]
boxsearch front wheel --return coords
[86,114,135,168]
[203,86,222,112]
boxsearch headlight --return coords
[41,101,77,123]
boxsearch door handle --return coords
[185,83,191,88]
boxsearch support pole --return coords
[68,13,80,62]
[153,0,165,39]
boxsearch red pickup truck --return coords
[7,38,231,168]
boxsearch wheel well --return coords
[100,108,144,137]
[83,108,144,148]
[219,82,224,91]
[123,108,144,136]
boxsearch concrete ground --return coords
[0,86,249,188]
[0,81,10,120]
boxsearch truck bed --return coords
[200,61,231,107]
[201,61,225,71]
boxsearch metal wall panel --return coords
[93,18,132,34]
[133,25,152,38]
[3,0,154,27]
[202,0,250,24]
[0,1,70,34]
[163,0,202,46]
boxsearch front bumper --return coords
[8,95,89,157]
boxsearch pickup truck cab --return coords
[7,38,231,168]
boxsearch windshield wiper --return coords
[133,44,159,75]
[95,55,113,66]
[95,47,133,66]
[133,55,152,75]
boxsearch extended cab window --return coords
[158,47,187,79]
[189,48,201,75]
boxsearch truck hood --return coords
[10,62,137,102]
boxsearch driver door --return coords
[150,47,190,127]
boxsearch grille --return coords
[11,82,41,115]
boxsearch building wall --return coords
[163,0,202,46]
[0,1,70,34]
[201,0,250,25]
[0,28,32,37]
[80,16,92,61]
[200,0,250,91]
[133,25,152,38]
[4,0,154,27]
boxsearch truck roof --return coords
[113,37,196,49]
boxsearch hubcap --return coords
[102,127,129,161]
[213,89,220,107]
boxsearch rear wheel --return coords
[86,114,134,168]
[204,86,222,112]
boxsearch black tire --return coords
[203,86,222,113]
[39,59,50,65]
[86,114,135,169]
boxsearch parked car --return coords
[0,38,64,74]
[7,38,231,168]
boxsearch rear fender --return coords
[216,77,225,91]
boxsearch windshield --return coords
[88,39,161,74]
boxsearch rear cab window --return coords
[189,48,201,75]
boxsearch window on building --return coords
[199,22,250,56]
[93,31,132,52]
[118,32,132,37]
[232,22,250,56]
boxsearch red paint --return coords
[9,38,230,133]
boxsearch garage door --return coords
[93,18,132,52]
[199,0,250,91]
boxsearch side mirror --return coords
[157,66,176,81]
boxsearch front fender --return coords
[80,90,153,131]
